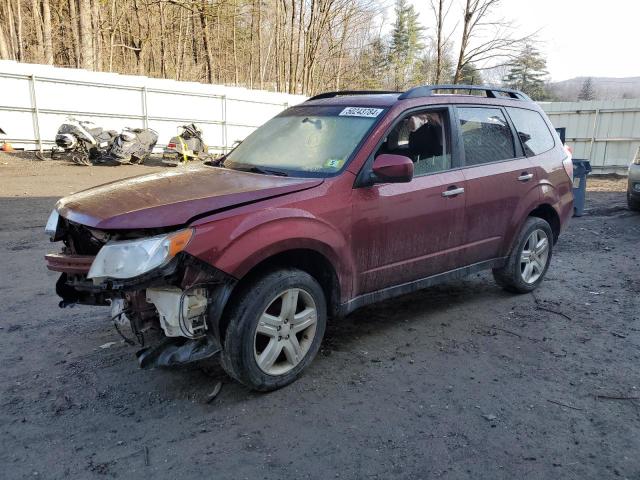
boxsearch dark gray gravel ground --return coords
[1,187,639,480]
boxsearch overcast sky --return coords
[407,0,640,81]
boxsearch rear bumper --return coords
[628,164,640,197]
[557,188,574,235]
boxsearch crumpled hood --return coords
[56,166,323,230]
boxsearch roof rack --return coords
[398,84,531,101]
[306,90,400,101]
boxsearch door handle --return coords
[442,186,465,197]
[518,172,534,182]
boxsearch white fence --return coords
[7,63,635,173]
[0,61,307,153]
[541,99,640,174]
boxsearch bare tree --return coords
[453,0,536,84]
[15,0,24,61]
[78,0,94,69]
[0,4,11,60]
[31,0,45,62]
[68,0,80,66]
[198,0,215,84]
[42,0,54,64]
[91,0,102,69]
[0,0,383,94]
[429,0,454,84]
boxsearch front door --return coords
[350,108,467,295]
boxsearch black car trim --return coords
[339,257,507,316]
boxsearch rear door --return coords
[455,106,537,263]
[350,107,468,295]
[505,105,560,186]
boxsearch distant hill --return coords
[549,77,640,101]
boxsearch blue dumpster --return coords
[572,159,592,217]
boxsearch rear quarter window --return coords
[506,107,555,156]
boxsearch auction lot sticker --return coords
[339,107,384,118]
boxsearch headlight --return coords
[87,229,193,281]
[44,210,60,239]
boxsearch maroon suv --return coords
[45,85,574,391]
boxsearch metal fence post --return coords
[141,86,149,128]
[222,95,227,153]
[29,75,43,153]
[588,108,600,164]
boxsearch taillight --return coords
[562,157,573,179]
[561,145,573,179]
[167,142,176,149]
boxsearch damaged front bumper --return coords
[46,250,237,368]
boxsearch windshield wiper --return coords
[223,161,289,177]
[245,166,289,177]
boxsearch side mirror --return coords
[371,154,414,184]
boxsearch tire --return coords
[50,147,63,160]
[130,154,145,165]
[492,216,553,294]
[70,152,91,166]
[220,268,327,391]
[628,192,640,212]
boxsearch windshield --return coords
[224,105,385,176]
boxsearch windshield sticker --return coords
[339,107,384,118]
[324,158,345,169]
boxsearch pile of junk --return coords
[46,118,213,166]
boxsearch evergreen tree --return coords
[458,63,482,85]
[388,0,424,90]
[503,44,549,100]
[414,42,455,85]
[359,38,388,90]
[578,77,595,101]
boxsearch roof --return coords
[303,85,533,108]
[304,93,401,108]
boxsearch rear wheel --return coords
[493,217,553,293]
[220,269,326,391]
[70,152,91,166]
[130,154,146,165]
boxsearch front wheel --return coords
[493,217,553,293]
[628,192,640,212]
[220,269,327,391]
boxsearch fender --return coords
[186,208,355,302]
[500,181,545,257]
[539,177,574,231]
[501,178,569,257]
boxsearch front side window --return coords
[376,110,450,176]
[457,107,515,166]
[506,107,555,156]
[224,105,384,177]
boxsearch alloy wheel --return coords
[253,288,318,376]
[520,228,550,284]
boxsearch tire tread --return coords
[220,268,326,391]
[492,216,553,294]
